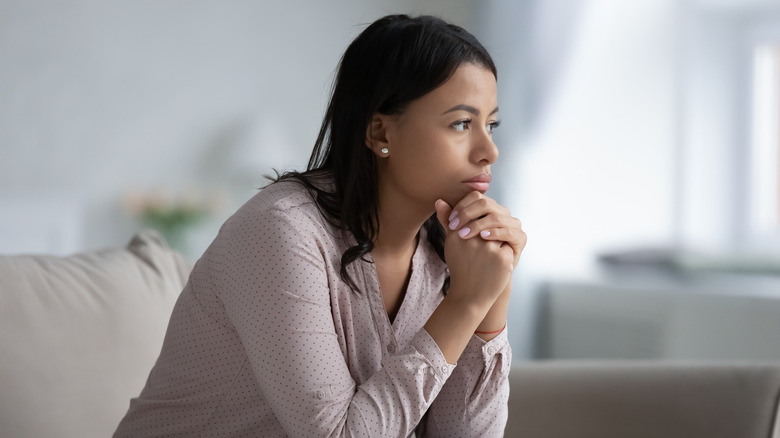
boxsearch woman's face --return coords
[374,62,500,211]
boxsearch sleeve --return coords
[418,329,512,437]
[217,205,455,437]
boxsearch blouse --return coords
[114,177,511,437]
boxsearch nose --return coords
[470,127,499,165]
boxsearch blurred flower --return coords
[122,187,223,250]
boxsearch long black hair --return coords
[273,14,497,292]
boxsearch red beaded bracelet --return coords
[475,324,506,335]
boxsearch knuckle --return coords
[474,216,490,228]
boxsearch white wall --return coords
[473,0,780,358]
[679,3,780,252]
[513,0,679,277]
[678,3,749,251]
[472,0,680,358]
[0,0,473,256]
[5,0,780,360]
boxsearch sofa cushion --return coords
[506,360,780,438]
[0,230,191,438]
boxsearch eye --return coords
[487,120,502,135]
[452,119,471,132]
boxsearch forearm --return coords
[424,285,493,364]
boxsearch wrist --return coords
[441,286,491,324]
[475,282,510,340]
[475,324,506,335]
[445,280,500,314]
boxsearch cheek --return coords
[394,130,441,173]
[392,126,470,200]
[404,129,456,165]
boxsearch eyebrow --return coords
[441,104,499,116]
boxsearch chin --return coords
[440,191,469,208]
[427,186,478,210]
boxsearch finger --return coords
[459,198,509,226]
[453,213,504,239]
[448,193,495,231]
[451,197,512,231]
[453,202,517,237]
[434,199,454,233]
[483,218,526,243]
[478,226,525,248]
[450,191,487,216]
[482,228,527,266]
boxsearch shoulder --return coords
[223,175,337,245]
[246,178,319,214]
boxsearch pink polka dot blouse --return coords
[114,178,511,437]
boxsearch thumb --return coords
[434,199,453,229]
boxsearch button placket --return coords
[364,255,399,360]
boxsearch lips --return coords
[464,173,491,193]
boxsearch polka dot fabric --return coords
[114,178,511,437]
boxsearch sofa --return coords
[0,230,190,438]
[1,230,779,437]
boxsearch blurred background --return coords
[2,0,780,361]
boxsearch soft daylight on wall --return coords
[3,0,780,360]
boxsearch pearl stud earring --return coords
[381,147,389,154]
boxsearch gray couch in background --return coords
[505,360,780,437]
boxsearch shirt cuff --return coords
[461,326,510,366]
[414,328,457,380]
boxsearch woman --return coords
[115,14,526,437]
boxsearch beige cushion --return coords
[506,360,780,438]
[0,230,191,438]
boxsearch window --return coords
[751,44,780,239]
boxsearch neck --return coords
[372,182,432,261]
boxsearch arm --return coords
[446,190,526,342]
[420,193,526,437]
[418,290,513,437]
[218,206,462,438]
[423,199,517,364]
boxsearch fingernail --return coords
[448,210,458,222]
[448,217,460,230]
[480,230,491,238]
[458,227,470,238]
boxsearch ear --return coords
[365,113,392,157]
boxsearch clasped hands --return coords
[434,191,527,308]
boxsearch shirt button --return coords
[487,347,495,355]
[316,391,324,400]
[440,366,448,374]
[387,344,396,354]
